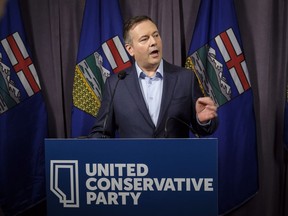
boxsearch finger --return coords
[197,111,217,123]
[202,109,218,117]
[197,97,215,106]
[204,104,218,112]
[197,103,217,113]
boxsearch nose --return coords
[149,36,157,46]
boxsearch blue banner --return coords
[71,0,131,138]
[185,0,258,214]
[0,0,48,215]
[45,138,218,216]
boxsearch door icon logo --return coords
[50,160,80,207]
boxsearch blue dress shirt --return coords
[136,60,164,126]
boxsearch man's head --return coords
[123,15,162,73]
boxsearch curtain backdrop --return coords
[19,0,288,215]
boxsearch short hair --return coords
[123,15,155,44]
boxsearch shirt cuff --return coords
[196,116,211,126]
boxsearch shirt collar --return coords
[136,59,164,79]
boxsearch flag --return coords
[71,0,131,138]
[285,83,288,150]
[185,0,258,214]
[0,0,48,215]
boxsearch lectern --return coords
[45,138,218,216]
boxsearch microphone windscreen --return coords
[118,71,127,80]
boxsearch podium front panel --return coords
[45,138,218,216]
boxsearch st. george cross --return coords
[1,32,41,97]
[102,36,131,73]
[215,28,251,94]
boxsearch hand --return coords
[196,97,218,123]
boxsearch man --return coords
[88,15,218,138]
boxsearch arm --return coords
[191,72,218,136]
[196,97,218,123]
[194,96,219,136]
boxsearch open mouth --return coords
[150,49,159,56]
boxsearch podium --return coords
[45,138,218,216]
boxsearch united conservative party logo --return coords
[46,139,218,216]
[49,160,215,208]
[50,160,80,207]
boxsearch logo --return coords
[72,36,132,117]
[0,32,41,114]
[50,160,80,207]
[186,27,251,107]
[1,32,41,96]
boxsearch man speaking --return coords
[88,15,218,138]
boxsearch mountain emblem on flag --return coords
[73,36,131,117]
[0,52,21,113]
[0,32,41,114]
[73,51,107,117]
[186,27,251,107]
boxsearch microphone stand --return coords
[164,116,199,138]
[102,71,127,138]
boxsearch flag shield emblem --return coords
[186,28,251,107]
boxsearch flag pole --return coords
[283,83,288,216]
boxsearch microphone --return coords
[102,70,128,138]
[164,116,199,138]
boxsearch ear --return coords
[125,43,134,57]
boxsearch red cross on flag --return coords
[102,36,131,73]
[1,32,41,97]
[215,28,251,94]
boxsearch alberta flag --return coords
[71,0,131,137]
[185,0,258,214]
[0,0,48,215]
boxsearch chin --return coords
[150,57,161,64]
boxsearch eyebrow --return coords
[139,31,159,39]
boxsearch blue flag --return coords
[285,84,288,150]
[0,0,48,215]
[185,0,258,214]
[71,0,131,138]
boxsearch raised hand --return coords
[196,97,218,123]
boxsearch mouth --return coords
[149,49,160,57]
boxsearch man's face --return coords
[125,20,163,72]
